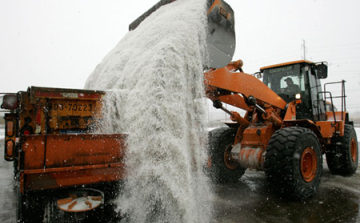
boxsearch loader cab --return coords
[261,60,327,121]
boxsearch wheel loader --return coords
[205,59,358,200]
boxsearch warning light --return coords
[2,94,18,110]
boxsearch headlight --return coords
[295,93,301,100]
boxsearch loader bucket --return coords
[129,0,236,69]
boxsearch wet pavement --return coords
[1,137,360,222]
[212,169,360,223]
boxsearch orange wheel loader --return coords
[205,60,358,200]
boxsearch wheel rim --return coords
[351,138,357,162]
[224,145,238,170]
[301,147,318,182]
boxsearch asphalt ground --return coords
[211,167,360,223]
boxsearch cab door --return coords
[308,66,326,121]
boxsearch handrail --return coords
[324,80,346,108]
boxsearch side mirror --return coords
[316,63,328,79]
[253,72,263,79]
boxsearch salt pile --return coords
[84,0,212,222]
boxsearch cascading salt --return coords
[84,0,212,222]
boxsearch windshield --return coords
[263,64,304,102]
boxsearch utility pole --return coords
[302,39,306,60]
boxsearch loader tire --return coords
[326,124,358,175]
[207,127,245,183]
[264,127,322,200]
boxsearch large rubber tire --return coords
[326,124,358,175]
[264,127,323,200]
[207,127,246,183]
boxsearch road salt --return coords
[84,0,212,222]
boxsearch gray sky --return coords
[1,0,360,112]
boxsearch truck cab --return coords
[261,60,328,121]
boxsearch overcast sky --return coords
[1,0,359,112]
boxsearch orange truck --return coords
[2,87,127,222]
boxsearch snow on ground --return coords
[356,127,360,142]
[0,126,4,141]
